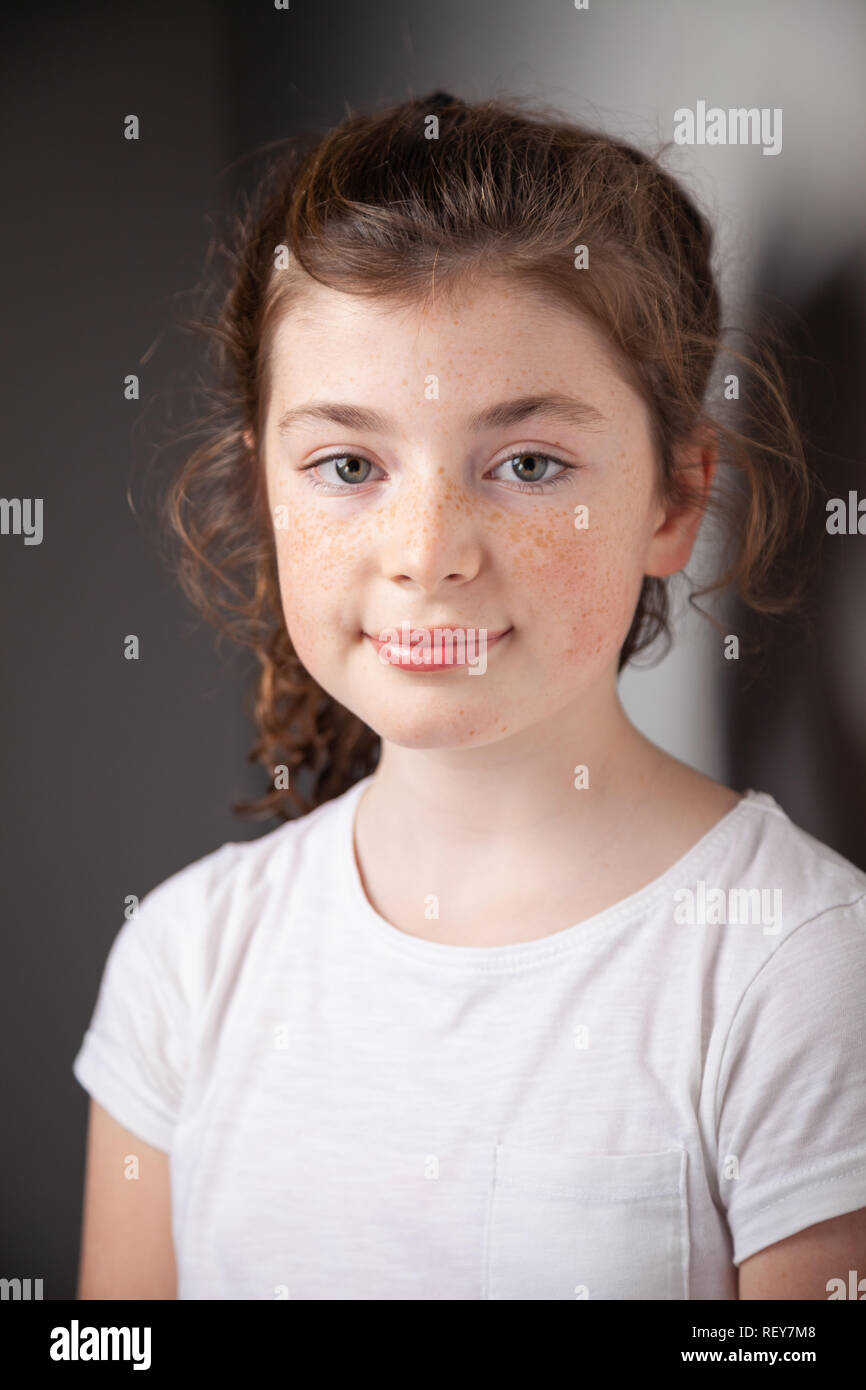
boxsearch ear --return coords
[243,428,256,457]
[644,426,718,580]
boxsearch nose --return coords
[378,471,484,591]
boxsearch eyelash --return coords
[298,451,578,496]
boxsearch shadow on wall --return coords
[725,240,866,870]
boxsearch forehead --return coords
[267,276,633,396]
[273,276,614,364]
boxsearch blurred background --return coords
[1,0,864,1297]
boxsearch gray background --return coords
[1,0,864,1298]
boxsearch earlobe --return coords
[643,522,698,580]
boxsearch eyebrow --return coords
[276,392,610,436]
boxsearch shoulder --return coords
[730,789,866,933]
[706,803,866,1264]
[667,785,866,1044]
[705,791,866,1085]
[128,780,363,1002]
[680,785,866,949]
[662,758,866,920]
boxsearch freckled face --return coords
[260,278,668,750]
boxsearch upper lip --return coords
[366,625,511,637]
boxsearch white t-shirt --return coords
[72,775,866,1300]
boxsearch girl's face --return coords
[258,276,705,751]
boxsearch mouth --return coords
[363,626,512,670]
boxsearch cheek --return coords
[270,506,357,665]
[508,491,650,663]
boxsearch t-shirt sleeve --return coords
[72,867,205,1154]
[715,892,866,1266]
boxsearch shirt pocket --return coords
[483,1144,689,1300]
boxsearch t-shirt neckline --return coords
[337,774,775,971]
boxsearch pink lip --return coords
[364,627,512,670]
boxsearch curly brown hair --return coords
[159,90,818,822]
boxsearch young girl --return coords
[73,91,866,1301]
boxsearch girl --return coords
[73,91,866,1300]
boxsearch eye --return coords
[298,449,579,495]
[300,454,385,494]
[488,451,576,493]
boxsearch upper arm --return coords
[77,1098,177,1300]
[715,899,866,1269]
[738,1205,866,1300]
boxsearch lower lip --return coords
[364,628,512,670]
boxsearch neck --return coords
[356,684,671,882]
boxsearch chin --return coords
[358,701,510,751]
